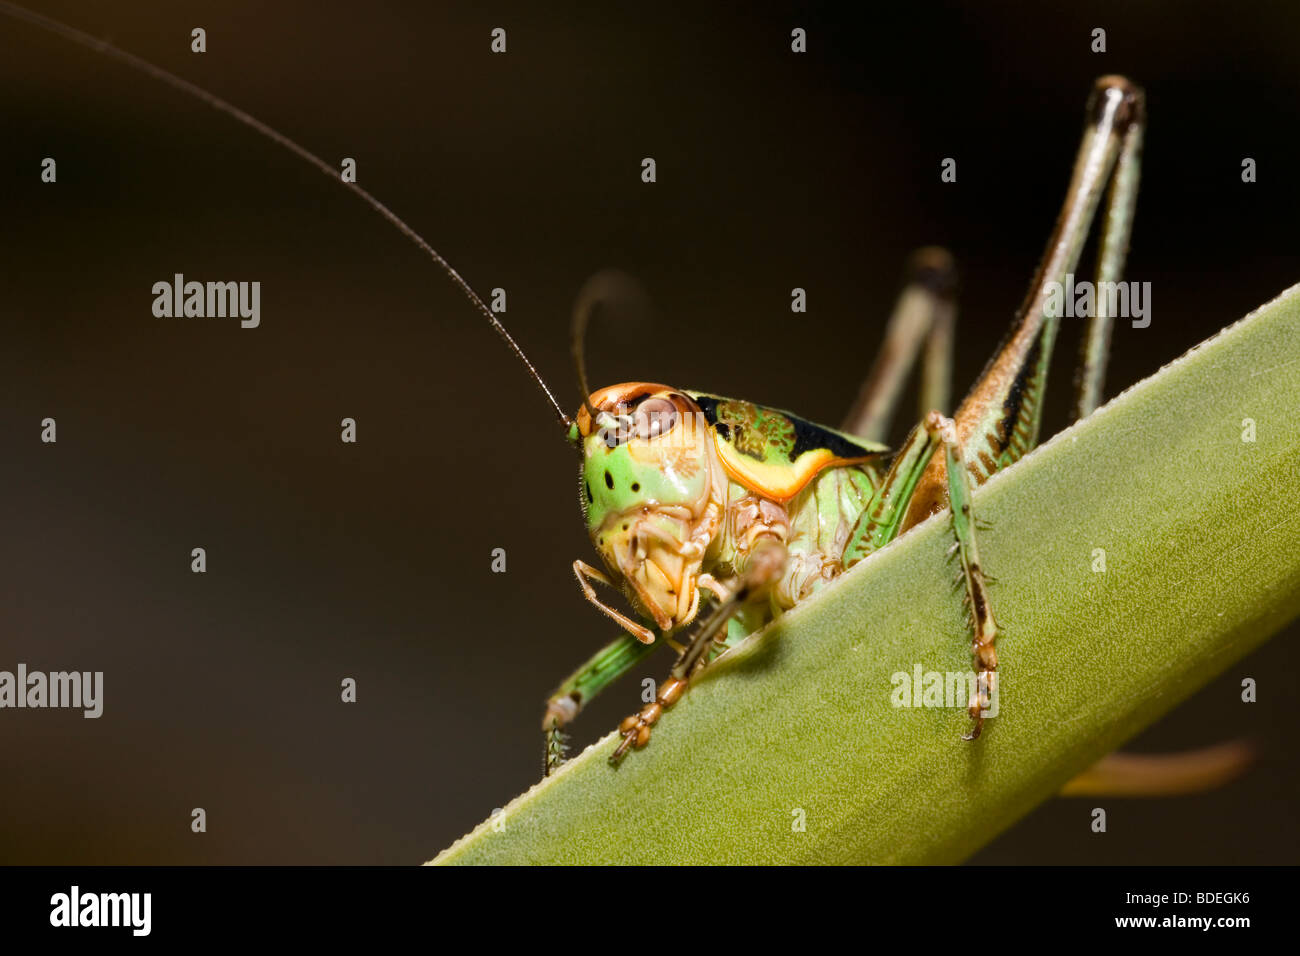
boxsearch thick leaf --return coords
[432,285,1300,865]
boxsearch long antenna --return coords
[569,298,600,425]
[569,269,652,427]
[0,0,574,430]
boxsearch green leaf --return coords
[431,285,1300,865]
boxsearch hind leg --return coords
[842,248,958,443]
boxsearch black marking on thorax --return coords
[691,393,880,462]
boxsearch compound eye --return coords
[634,397,678,440]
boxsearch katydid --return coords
[546,75,1143,772]
[6,5,1243,793]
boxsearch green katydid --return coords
[6,4,1241,793]
[544,75,1143,772]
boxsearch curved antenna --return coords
[569,293,601,425]
[0,0,573,431]
[569,270,652,426]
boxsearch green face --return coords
[578,396,711,539]
[573,390,718,631]
[580,438,705,534]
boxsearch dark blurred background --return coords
[0,0,1296,864]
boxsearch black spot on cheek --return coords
[605,470,614,489]
[585,481,593,503]
[631,482,640,492]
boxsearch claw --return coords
[609,716,651,766]
[963,671,993,740]
[963,693,986,739]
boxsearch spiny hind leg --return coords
[843,412,997,739]
[609,539,787,766]
[932,415,999,740]
[1073,90,1143,422]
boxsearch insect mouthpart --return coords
[598,508,704,633]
